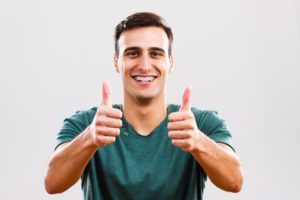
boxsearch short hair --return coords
[114,12,173,57]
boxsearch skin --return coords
[168,87,243,192]
[114,27,173,135]
[44,26,243,194]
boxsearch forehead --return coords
[118,26,169,51]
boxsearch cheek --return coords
[152,59,167,69]
[120,60,134,75]
[158,63,171,74]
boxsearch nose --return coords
[138,55,152,72]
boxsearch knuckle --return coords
[98,106,107,114]
[189,130,195,137]
[187,122,194,129]
[96,116,106,126]
[184,131,191,138]
[96,127,106,135]
[187,141,193,148]
[94,136,103,146]
[111,108,122,118]
[168,113,176,121]
[187,112,194,119]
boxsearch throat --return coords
[123,103,168,136]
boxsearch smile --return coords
[132,76,157,83]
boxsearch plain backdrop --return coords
[1,0,299,199]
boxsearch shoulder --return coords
[191,107,224,126]
[67,104,122,122]
[169,104,233,150]
[57,104,121,140]
[168,104,220,122]
[56,107,97,149]
[168,104,227,131]
[65,107,97,124]
[191,107,228,133]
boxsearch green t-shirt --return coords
[56,104,234,200]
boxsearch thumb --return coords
[101,81,111,107]
[180,87,192,111]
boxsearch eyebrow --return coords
[123,47,165,54]
[150,47,165,54]
[123,47,140,53]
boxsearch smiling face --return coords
[114,26,173,103]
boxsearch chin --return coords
[135,92,156,100]
[130,90,161,103]
[124,84,164,102]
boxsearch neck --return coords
[123,92,168,136]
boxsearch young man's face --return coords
[114,26,173,101]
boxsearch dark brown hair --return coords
[114,12,173,57]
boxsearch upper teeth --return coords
[134,76,155,82]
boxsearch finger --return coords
[171,139,191,150]
[168,111,194,122]
[95,135,116,145]
[168,120,194,131]
[180,87,192,111]
[101,81,111,107]
[98,107,123,119]
[168,130,191,139]
[104,118,123,128]
[96,126,121,136]
[96,116,122,128]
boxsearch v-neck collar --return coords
[120,104,171,137]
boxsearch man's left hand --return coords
[168,87,202,152]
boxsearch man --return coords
[45,12,243,200]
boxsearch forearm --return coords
[191,133,243,192]
[44,127,98,194]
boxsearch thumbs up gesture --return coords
[89,81,123,148]
[168,87,201,152]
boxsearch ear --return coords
[114,54,120,73]
[168,55,174,74]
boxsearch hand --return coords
[168,87,201,152]
[89,81,123,148]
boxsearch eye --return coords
[151,51,164,58]
[125,51,139,58]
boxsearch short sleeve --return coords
[193,108,235,152]
[55,108,97,150]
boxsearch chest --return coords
[98,129,195,187]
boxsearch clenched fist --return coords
[89,81,123,148]
[168,87,202,152]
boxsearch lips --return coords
[132,75,158,83]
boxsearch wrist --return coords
[82,126,99,150]
[191,131,206,155]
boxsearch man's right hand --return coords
[45,81,123,194]
[88,81,123,148]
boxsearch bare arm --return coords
[44,81,122,194]
[44,129,98,194]
[168,87,243,192]
[190,136,243,192]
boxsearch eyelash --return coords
[125,51,163,58]
[151,52,162,57]
[126,51,139,57]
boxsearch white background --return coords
[0,0,299,199]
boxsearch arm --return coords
[44,129,98,194]
[169,116,243,192]
[168,87,243,192]
[190,135,243,192]
[44,81,122,194]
